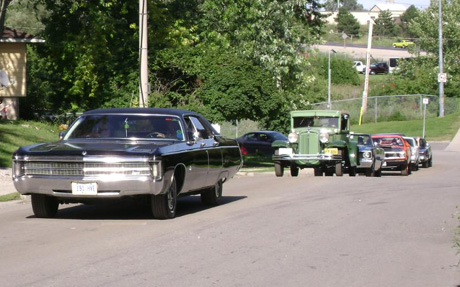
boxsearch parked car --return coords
[392,40,414,48]
[416,137,433,168]
[353,60,365,73]
[12,108,243,219]
[351,133,385,177]
[236,131,288,156]
[371,134,412,176]
[272,110,358,177]
[364,62,389,75]
[403,136,420,171]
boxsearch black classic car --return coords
[236,131,288,156]
[12,108,242,219]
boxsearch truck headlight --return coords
[288,132,298,143]
[319,130,329,143]
[399,152,406,158]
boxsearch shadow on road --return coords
[26,195,247,220]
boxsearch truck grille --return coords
[299,132,320,154]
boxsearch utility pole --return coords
[139,0,149,108]
[438,0,445,117]
[359,20,373,125]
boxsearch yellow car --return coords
[393,40,414,48]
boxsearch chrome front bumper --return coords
[272,154,342,162]
[13,175,165,198]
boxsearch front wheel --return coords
[31,194,59,218]
[314,167,323,176]
[274,162,284,177]
[401,163,409,176]
[152,177,177,219]
[202,180,223,206]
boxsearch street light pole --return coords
[327,49,336,110]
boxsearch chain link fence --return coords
[310,95,459,125]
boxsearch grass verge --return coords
[0,192,21,202]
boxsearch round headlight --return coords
[319,131,329,143]
[363,151,372,159]
[288,132,298,143]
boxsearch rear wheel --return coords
[31,194,58,218]
[274,162,284,177]
[152,177,177,219]
[202,180,223,206]
[290,166,299,177]
[314,167,323,176]
[348,166,357,176]
[335,163,343,176]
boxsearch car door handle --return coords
[200,142,206,147]
[213,141,219,147]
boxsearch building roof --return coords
[0,27,45,43]
[370,3,408,12]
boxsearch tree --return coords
[408,0,460,98]
[335,7,360,37]
[399,5,419,38]
[324,0,364,11]
[0,0,11,34]
[374,10,396,37]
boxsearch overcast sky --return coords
[358,0,431,10]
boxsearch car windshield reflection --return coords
[293,116,338,128]
[65,115,185,141]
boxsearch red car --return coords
[371,134,412,176]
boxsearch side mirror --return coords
[59,131,66,140]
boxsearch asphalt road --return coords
[0,143,459,287]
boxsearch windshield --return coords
[373,137,404,147]
[404,138,415,147]
[357,135,372,147]
[293,116,339,129]
[64,114,185,141]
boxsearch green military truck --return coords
[272,110,358,177]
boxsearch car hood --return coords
[14,139,173,156]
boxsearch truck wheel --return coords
[152,176,177,219]
[422,161,428,168]
[375,167,382,177]
[274,162,284,177]
[314,167,323,176]
[365,165,375,177]
[348,166,357,176]
[401,164,409,176]
[290,166,299,177]
[335,162,343,176]
[31,194,59,218]
[428,157,433,167]
[202,180,222,206]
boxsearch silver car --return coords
[403,136,420,171]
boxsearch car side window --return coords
[259,134,270,142]
[184,116,213,140]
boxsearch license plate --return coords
[383,162,387,167]
[72,182,98,195]
[324,148,338,155]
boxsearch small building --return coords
[0,27,44,120]
[322,3,408,26]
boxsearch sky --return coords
[358,0,431,10]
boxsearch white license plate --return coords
[279,148,293,155]
[72,182,98,195]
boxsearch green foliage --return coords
[409,1,460,99]
[374,10,396,37]
[335,7,360,37]
[398,5,419,38]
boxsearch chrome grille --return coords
[23,161,151,177]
